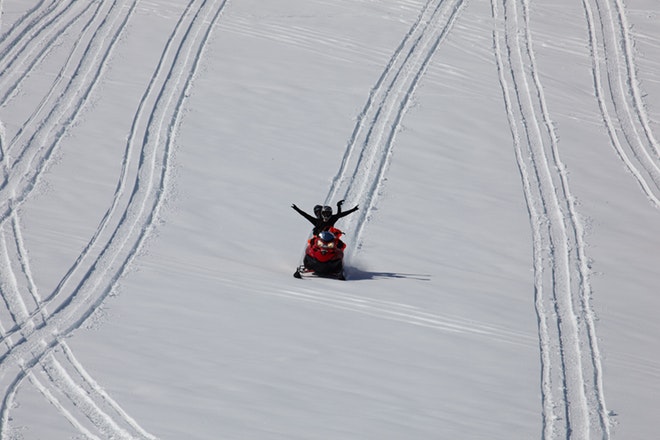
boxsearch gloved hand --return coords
[336,199,344,208]
[291,204,298,209]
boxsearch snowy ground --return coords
[0,0,659,439]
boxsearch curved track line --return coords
[0,0,69,171]
[0,0,87,104]
[0,0,201,345]
[0,4,147,435]
[0,213,156,438]
[59,341,158,440]
[0,0,229,437]
[0,3,192,438]
[0,0,103,180]
[321,0,466,263]
[27,371,103,440]
[521,2,610,437]
[582,0,660,208]
[0,0,136,221]
[0,1,98,107]
[491,0,611,438]
[37,353,136,439]
[0,1,59,57]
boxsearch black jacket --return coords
[291,202,359,235]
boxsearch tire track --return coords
[0,0,102,192]
[323,0,466,261]
[0,0,64,172]
[0,0,135,222]
[27,370,103,440]
[0,0,229,437]
[0,3,145,435]
[0,0,59,56]
[0,5,144,433]
[582,0,660,207]
[491,0,610,438]
[0,0,141,341]
[0,213,156,439]
[286,0,485,338]
[0,0,95,107]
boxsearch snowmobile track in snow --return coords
[0,0,134,215]
[0,0,229,438]
[582,0,660,208]
[491,0,611,438]
[0,1,150,437]
[281,0,557,350]
[323,0,466,260]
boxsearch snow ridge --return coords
[0,0,228,437]
[491,0,611,438]
[324,0,466,263]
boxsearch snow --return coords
[0,0,659,439]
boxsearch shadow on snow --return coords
[345,267,431,281]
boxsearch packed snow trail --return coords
[491,0,610,438]
[0,2,153,437]
[323,0,466,261]
[0,0,229,438]
[582,0,660,208]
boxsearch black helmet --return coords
[321,205,332,220]
[313,205,322,218]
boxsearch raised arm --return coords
[336,204,359,219]
[291,204,317,225]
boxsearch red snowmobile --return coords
[294,229,346,280]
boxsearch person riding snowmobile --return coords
[291,199,359,236]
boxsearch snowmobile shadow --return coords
[345,267,431,281]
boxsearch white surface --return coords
[0,0,658,439]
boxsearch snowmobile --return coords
[294,230,346,280]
